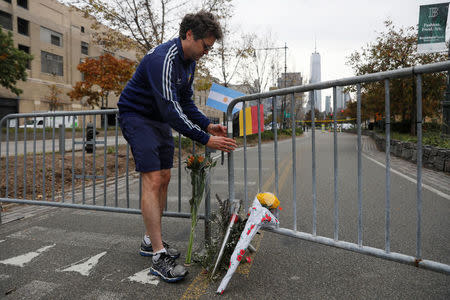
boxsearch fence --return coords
[0,109,211,240]
[226,60,450,275]
[1,62,449,275]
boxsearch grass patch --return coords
[376,130,450,149]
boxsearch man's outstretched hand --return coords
[206,136,237,153]
[207,124,227,137]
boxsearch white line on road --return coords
[363,153,450,201]
[0,240,5,244]
[126,268,159,285]
[0,244,55,267]
[60,251,107,276]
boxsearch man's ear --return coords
[186,29,194,41]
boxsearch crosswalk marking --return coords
[0,244,55,267]
[60,252,107,276]
[126,268,159,285]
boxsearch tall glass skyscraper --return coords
[310,51,322,112]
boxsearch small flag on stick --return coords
[206,83,244,114]
[239,104,264,136]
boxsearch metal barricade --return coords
[226,60,450,275]
[0,109,210,239]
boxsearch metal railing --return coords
[226,60,450,275]
[0,109,210,239]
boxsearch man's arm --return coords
[145,52,210,145]
[178,69,210,131]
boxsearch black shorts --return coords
[119,113,174,172]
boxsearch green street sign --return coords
[418,2,449,52]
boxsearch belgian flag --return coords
[238,104,264,136]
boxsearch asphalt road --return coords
[0,132,449,299]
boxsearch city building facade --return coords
[325,95,331,115]
[275,72,304,120]
[0,0,137,121]
[309,51,321,111]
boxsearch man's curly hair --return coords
[179,10,223,41]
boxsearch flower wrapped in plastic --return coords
[185,154,216,265]
[217,192,281,294]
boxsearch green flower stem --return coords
[185,207,198,264]
[185,171,206,264]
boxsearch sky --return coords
[231,0,444,103]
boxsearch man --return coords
[118,11,237,283]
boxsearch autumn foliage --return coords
[346,21,447,134]
[68,53,135,108]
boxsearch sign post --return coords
[418,2,449,53]
[418,2,450,136]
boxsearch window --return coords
[17,0,28,9]
[51,34,61,46]
[17,17,29,36]
[18,44,30,69]
[0,10,12,30]
[81,26,84,33]
[40,27,63,47]
[81,41,88,55]
[41,51,63,76]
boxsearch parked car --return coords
[19,113,78,128]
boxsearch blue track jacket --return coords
[118,38,210,145]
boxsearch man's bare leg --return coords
[159,169,171,216]
[141,170,164,252]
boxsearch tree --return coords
[47,83,63,111]
[68,54,135,108]
[0,28,33,96]
[305,109,322,121]
[67,0,234,56]
[347,20,447,134]
[242,32,282,94]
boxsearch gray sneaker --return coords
[140,240,180,259]
[150,252,187,283]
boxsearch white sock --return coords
[152,248,167,263]
[143,235,151,245]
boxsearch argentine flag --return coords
[206,83,244,114]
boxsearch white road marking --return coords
[363,153,450,201]
[60,252,107,276]
[0,240,5,243]
[0,244,55,267]
[126,268,159,285]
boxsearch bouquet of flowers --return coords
[185,154,216,264]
